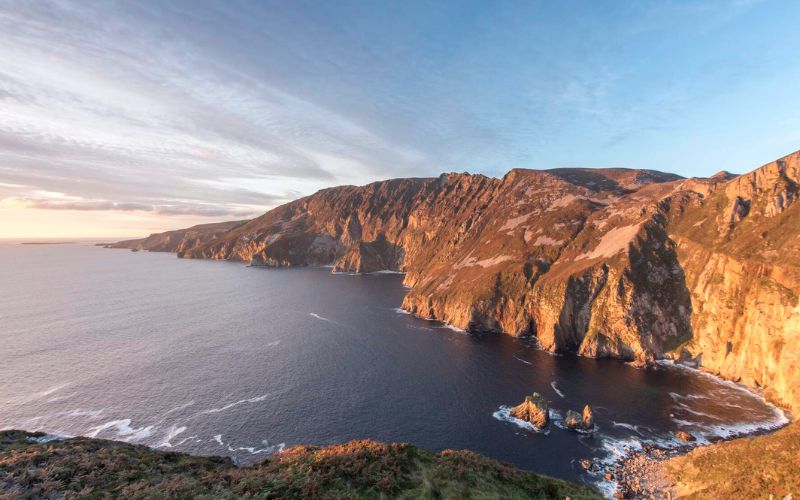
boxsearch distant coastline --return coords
[20,241,76,245]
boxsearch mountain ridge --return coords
[110,151,800,412]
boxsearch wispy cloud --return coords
[0,0,428,228]
[1,0,798,238]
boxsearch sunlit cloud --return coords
[0,0,798,238]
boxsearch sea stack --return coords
[510,392,549,428]
[582,405,593,428]
[564,405,594,431]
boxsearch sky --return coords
[2,0,800,238]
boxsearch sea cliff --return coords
[110,151,800,413]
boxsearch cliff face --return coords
[667,152,800,412]
[112,152,800,412]
[109,220,247,253]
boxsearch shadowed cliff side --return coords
[110,151,800,412]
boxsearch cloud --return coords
[0,0,432,224]
[4,196,263,218]
[1,0,797,238]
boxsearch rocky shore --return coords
[606,420,797,499]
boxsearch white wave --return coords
[27,434,65,443]
[200,394,270,414]
[659,360,775,401]
[550,381,565,398]
[175,435,200,446]
[308,312,343,325]
[593,367,790,500]
[671,417,697,427]
[406,324,434,331]
[610,421,654,436]
[549,409,595,434]
[213,433,285,455]
[437,323,466,333]
[492,406,548,433]
[672,402,723,420]
[46,392,77,403]
[513,355,533,365]
[7,383,71,406]
[156,425,187,448]
[668,391,709,401]
[39,385,67,397]
[227,440,286,455]
[592,435,645,497]
[163,401,195,416]
[689,414,789,445]
[370,270,405,275]
[658,360,789,438]
[88,419,153,442]
[393,307,411,315]
[266,340,281,347]
[66,408,104,418]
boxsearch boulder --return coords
[582,405,594,428]
[510,392,549,428]
[564,405,595,431]
[564,410,582,430]
[675,431,696,442]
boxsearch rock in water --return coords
[510,392,549,428]
[564,410,583,430]
[565,405,595,431]
[582,405,594,428]
[675,431,696,442]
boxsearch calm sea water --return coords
[0,243,787,492]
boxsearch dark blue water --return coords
[0,243,786,493]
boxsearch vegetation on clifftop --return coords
[655,421,800,499]
[0,430,601,499]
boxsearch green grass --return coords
[0,431,601,499]
[659,421,800,499]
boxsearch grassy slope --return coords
[0,431,601,499]
[658,421,800,499]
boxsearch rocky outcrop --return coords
[583,405,594,428]
[666,151,800,412]
[111,151,800,412]
[109,220,247,253]
[510,393,549,428]
[331,235,403,273]
[564,405,594,432]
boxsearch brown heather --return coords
[0,431,601,499]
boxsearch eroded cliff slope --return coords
[113,152,800,412]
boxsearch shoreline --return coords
[608,419,793,499]
[601,362,792,498]
[3,359,792,499]
[616,418,799,498]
